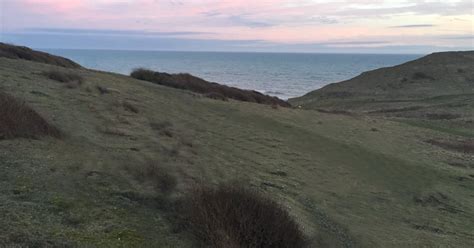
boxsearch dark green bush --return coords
[180,184,306,248]
[131,68,291,107]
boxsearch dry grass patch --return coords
[0,91,61,139]
[123,101,139,113]
[150,121,174,137]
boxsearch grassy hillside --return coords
[290,51,474,139]
[0,52,473,247]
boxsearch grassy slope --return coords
[290,51,474,142]
[0,57,473,247]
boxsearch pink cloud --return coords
[20,0,85,12]
[3,0,472,48]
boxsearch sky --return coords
[0,0,473,53]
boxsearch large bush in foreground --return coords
[0,92,61,139]
[180,184,306,248]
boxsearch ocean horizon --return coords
[44,48,422,99]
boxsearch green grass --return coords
[0,56,473,247]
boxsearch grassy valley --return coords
[0,45,473,247]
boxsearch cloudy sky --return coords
[0,0,473,53]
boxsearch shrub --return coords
[130,68,291,107]
[412,72,434,80]
[43,70,84,84]
[180,184,306,248]
[0,42,81,68]
[0,91,61,139]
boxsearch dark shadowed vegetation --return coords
[0,43,81,68]
[0,91,61,139]
[316,108,352,115]
[178,183,306,248]
[412,72,435,80]
[205,92,228,101]
[130,68,291,107]
[426,139,474,154]
[125,161,177,193]
[123,101,139,113]
[425,113,461,120]
[42,70,84,85]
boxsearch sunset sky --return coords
[1,0,473,53]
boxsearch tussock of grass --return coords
[123,101,139,113]
[130,68,291,107]
[179,184,306,248]
[150,121,173,137]
[0,91,61,139]
[0,42,81,68]
[43,70,84,84]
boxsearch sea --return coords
[45,49,421,100]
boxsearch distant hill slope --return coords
[290,51,474,111]
[0,43,82,68]
[290,51,474,138]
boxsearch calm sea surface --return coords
[45,49,421,99]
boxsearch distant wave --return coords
[264,91,285,95]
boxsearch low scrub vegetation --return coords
[150,121,174,137]
[0,91,61,139]
[130,68,291,107]
[0,42,81,68]
[43,70,84,85]
[316,108,352,115]
[426,139,474,154]
[179,183,306,248]
[127,162,177,193]
[412,72,435,81]
[425,113,461,120]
